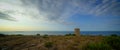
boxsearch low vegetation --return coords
[44,42,53,49]
[103,34,120,50]
[83,42,111,50]
[65,33,75,36]
[0,34,120,50]
[0,33,6,37]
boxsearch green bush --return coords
[83,42,112,50]
[110,34,118,37]
[16,34,23,36]
[42,34,48,38]
[44,42,53,49]
[104,35,120,50]
[0,33,6,37]
[0,47,2,50]
[36,34,40,36]
[65,33,75,36]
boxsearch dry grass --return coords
[0,35,104,50]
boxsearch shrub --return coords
[0,47,2,50]
[98,34,103,36]
[44,42,53,49]
[42,34,48,38]
[65,33,75,36]
[104,35,120,50]
[110,34,118,37]
[16,34,23,36]
[0,33,6,37]
[36,34,40,36]
[83,42,112,50]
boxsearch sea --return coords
[0,31,120,36]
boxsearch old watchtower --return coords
[74,28,80,36]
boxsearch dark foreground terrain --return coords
[0,34,120,50]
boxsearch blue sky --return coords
[0,0,120,31]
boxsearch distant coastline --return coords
[0,31,120,36]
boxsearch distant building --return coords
[74,28,80,36]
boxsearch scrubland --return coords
[0,34,120,50]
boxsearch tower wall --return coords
[74,28,80,36]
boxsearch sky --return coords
[0,0,120,31]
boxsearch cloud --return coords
[0,0,40,22]
[21,0,120,22]
[0,0,120,25]
[0,12,16,21]
[20,0,89,24]
[89,0,120,16]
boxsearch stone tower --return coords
[74,28,80,36]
